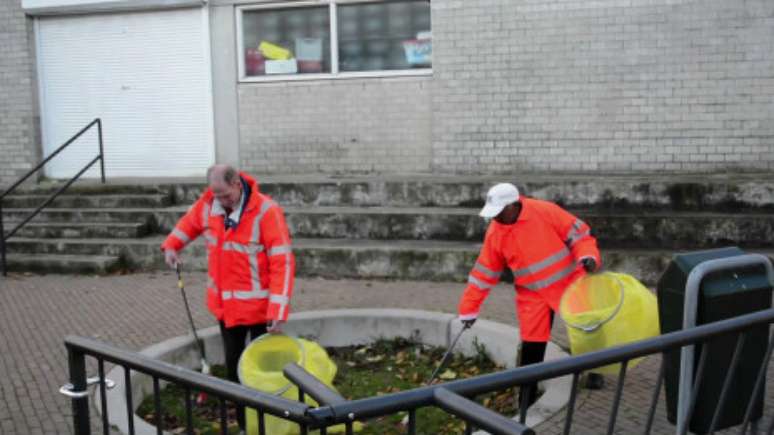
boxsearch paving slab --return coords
[0,272,772,434]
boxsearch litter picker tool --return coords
[401,321,472,426]
[426,321,472,386]
[176,263,210,405]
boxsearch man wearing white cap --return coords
[457,182,602,408]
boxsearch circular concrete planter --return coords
[97,309,571,434]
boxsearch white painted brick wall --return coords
[238,77,432,174]
[0,0,38,187]
[430,0,774,173]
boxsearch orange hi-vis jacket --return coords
[161,173,295,328]
[458,197,601,340]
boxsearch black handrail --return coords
[62,307,774,435]
[0,118,105,276]
[307,307,774,424]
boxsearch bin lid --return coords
[663,247,771,298]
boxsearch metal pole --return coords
[0,199,6,277]
[68,345,91,435]
[676,254,774,435]
[97,118,105,184]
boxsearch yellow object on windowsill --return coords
[259,41,292,60]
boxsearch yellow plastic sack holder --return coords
[238,333,358,435]
[559,272,660,374]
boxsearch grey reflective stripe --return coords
[270,294,290,305]
[171,228,190,243]
[221,289,270,301]
[468,274,494,291]
[203,232,216,246]
[247,200,276,292]
[279,251,292,319]
[474,262,502,279]
[522,262,578,291]
[512,247,571,278]
[564,219,586,245]
[202,203,211,228]
[567,230,590,247]
[222,241,263,254]
[267,244,292,256]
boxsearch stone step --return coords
[4,253,122,274]
[5,222,149,239]
[3,208,157,226]
[4,236,771,285]
[5,207,772,248]
[1,193,172,209]
[13,174,774,211]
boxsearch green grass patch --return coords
[138,337,519,434]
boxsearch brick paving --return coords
[0,271,771,434]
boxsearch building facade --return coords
[2,0,773,185]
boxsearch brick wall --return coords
[238,77,432,174]
[430,0,774,173]
[0,0,39,187]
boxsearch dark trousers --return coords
[219,321,267,430]
[518,313,554,409]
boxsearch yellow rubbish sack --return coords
[259,41,293,60]
[238,334,359,435]
[559,272,660,374]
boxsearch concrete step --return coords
[14,174,774,211]
[6,207,772,248]
[3,208,157,226]
[5,222,149,239]
[5,253,122,274]
[1,193,172,209]
[153,206,772,249]
[5,236,771,285]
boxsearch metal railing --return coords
[63,307,774,435]
[0,118,105,276]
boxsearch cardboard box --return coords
[402,38,432,67]
[265,59,298,75]
[297,60,323,73]
[295,38,323,61]
[245,48,266,76]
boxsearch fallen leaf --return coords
[439,369,457,380]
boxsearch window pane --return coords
[242,7,330,77]
[337,1,431,72]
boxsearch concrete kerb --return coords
[96,309,571,434]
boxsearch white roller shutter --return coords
[35,7,215,178]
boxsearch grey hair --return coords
[207,165,239,185]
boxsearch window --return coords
[238,0,432,80]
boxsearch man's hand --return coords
[267,320,285,334]
[580,257,598,273]
[164,249,180,269]
[461,318,476,329]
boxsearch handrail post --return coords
[0,199,6,277]
[97,118,105,184]
[67,344,91,435]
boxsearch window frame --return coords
[236,0,433,82]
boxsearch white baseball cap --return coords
[479,183,520,218]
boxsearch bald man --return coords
[161,165,295,431]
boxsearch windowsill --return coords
[238,68,432,83]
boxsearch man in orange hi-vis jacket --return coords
[161,164,295,431]
[457,182,602,409]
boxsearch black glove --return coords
[580,257,597,273]
[461,318,476,328]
